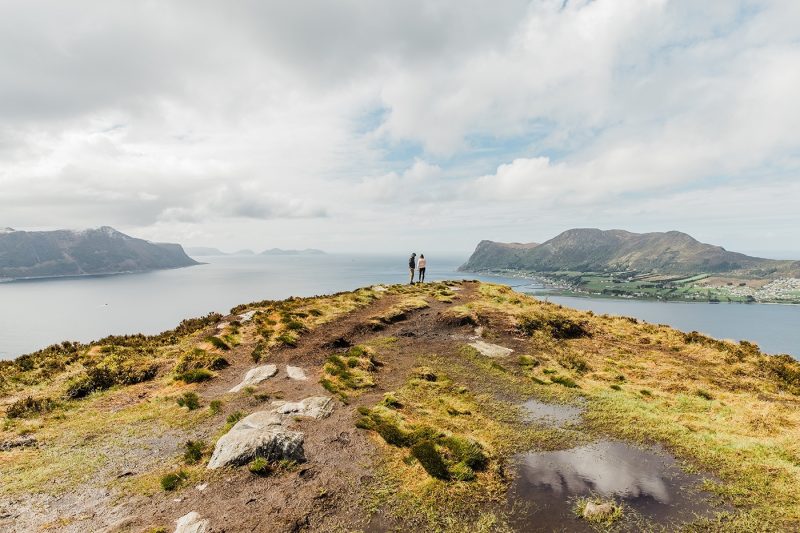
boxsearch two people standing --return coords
[408,253,427,284]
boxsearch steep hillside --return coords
[461,228,800,277]
[1,282,798,532]
[0,227,198,280]
[457,240,539,271]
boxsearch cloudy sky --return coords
[1,0,799,256]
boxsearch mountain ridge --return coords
[460,228,800,277]
[0,227,198,281]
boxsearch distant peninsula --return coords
[0,227,198,281]
[185,247,324,257]
[260,248,325,256]
[185,247,256,257]
[461,228,800,303]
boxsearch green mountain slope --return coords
[0,227,199,280]
[461,228,800,277]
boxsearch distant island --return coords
[0,227,198,281]
[185,247,257,257]
[185,247,324,257]
[260,248,325,256]
[460,228,800,303]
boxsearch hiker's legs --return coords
[419,267,425,282]
[422,267,425,282]
[409,268,414,284]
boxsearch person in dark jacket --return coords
[408,253,416,284]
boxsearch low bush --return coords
[205,336,230,351]
[440,436,488,471]
[226,411,244,425]
[284,320,306,332]
[176,392,200,410]
[175,368,213,383]
[411,440,450,480]
[160,469,188,491]
[248,457,272,476]
[275,333,297,347]
[183,440,205,464]
[175,348,228,374]
[760,354,800,395]
[550,375,579,388]
[65,352,158,399]
[6,396,58,419]
[518,314,590,340]
[209,400,222,414]
[251,341,267,363]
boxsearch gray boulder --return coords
[207,411,304,469]
[229,364,278,392]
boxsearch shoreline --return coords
[463,269,800,306]
[0,263,203,284]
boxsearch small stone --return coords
[174,511,209,533]
[286,366,308,380]
[271,396,334,419]
[195,483,208,491]
[229,364,278,392]
[469,340,513,358]
[372,285,388,292]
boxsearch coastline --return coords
[0,263,204,284]
[462,268,800,306]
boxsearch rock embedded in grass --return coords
[468,340,513,358]
[229,364,278,392]
[286,366,308,380]
[272,396,334,419]
[582,501,618,522]
[207,411,304,469]
[175,511,209,533]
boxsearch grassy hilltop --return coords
[1,282,799,532]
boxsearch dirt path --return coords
[79,285,482,532]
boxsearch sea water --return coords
[0,254,797,359]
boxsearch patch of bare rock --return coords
[286,365,308,380]
[174,511,209,533]
[229,364,278,392]
[469,339,513,358]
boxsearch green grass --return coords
[160,469,188,491]
[248,457,272,476]
[204,336,230,351]
[175,368,213,383]
[183,440,205,464]
[176,392,200,410]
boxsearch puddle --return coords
[522,399,583,427]
[507,440,719,531]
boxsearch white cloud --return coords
[0,0,798,254]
